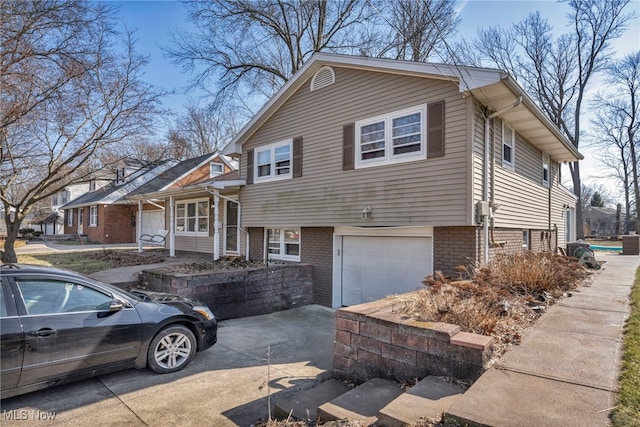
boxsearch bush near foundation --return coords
[399,252,590,359]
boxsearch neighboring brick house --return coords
[220,53,581,308]
[62,160,177,244]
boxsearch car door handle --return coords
[29,329,57,337]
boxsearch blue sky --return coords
[112,0,640,198]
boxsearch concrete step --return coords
[317,378,404,424]
[273,379,350,422]
[377,376,465,427]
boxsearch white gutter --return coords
[169,196,175,257]
[482,96,522,264]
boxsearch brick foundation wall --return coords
[248,227,264,261]
[433,226,480,276]
[138,264,313,320]
[333,298,493,383]
[300,227,334,307]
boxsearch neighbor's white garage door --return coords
[140,210,165,244]
[341,236,432,306]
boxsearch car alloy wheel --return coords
[148,325,197,373]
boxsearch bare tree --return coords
[378,0,460,62]
[167,0,375,103]
[470,0,634,239]
[1,1,163,262]
[590,51,640,233]
[167,101,242,159]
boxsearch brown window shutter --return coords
[343,123,355,170]
[293,137,303,178]
[246,149,254,184]
[427,101,445,158]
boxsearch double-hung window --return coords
[502,122,515,170]
[89,206,98,227]
[266,228,300,261]
[542,153,550,187]
[255,140,292,182]
[66,210,74,227]
[356,105,426,168]
[176,199,209,234]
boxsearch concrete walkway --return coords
[447,251,639,427]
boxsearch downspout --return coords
[483,96,523,264]
[169,196,175,257]
[137,200,143,253]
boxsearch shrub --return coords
[398,252,590,358]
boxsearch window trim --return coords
[89,205,98,227]
[210,162,224,178]
[542,152,550,187]
[265,227,301,262]
[67,209,74,227]
[175,198,209,236]
[355,105,427,169]
[254,139,293,183]
[523,230,529,249]
[502,121,515,170]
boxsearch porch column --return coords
[169,195,175,257]
[137,200,143,253]
[213,192,220,261]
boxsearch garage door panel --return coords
[341,236,432,306]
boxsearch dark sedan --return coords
[0,264,217,399]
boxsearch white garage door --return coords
[140,210,165,244]
[341,236,432,306]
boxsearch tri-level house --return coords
[220,53,581,308]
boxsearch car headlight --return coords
[193,305,215,320]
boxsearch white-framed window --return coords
[175,199,209,235]
[89,206,98,227]
[266,228,300,261]
[89,180,96,191]
[210,162,224,178]
[523,230,529,249]
[255,140,292,183]
[356,105,426,169]
[502,122,515,170]
[66,209,74,227]
[542,153,550,187]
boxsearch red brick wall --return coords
[248,227,264,261]
[300,227,334,307]
[81,205,135,244]
[433,226,480,276]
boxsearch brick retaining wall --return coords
[138,264,313,320]
[333,297,493,384]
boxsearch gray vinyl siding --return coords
[492,119,560,229]
[471,113,568,233]
[240,67,471,227]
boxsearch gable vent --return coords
[310,66,335,91]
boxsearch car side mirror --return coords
[98,300,124,318]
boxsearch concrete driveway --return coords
[0,305,335,427]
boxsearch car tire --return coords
[147,325,197,374]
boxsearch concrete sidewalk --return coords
[446,251,640,427]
